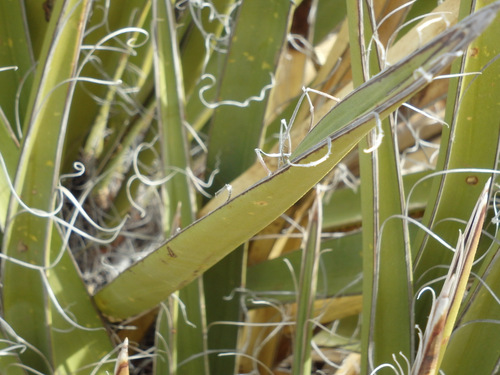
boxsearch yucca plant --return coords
[1,0,500,374]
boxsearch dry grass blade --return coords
[412,178,491,375]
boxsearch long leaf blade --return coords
[1,2,114,372]
[92,4,498,319]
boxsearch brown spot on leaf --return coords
[167,246,177,258]
[465,175,479,185]
[254,200,268,206]
[17,241,28,252]
[42,0,54,22]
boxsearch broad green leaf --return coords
[92,5,495,320]
[95,113,373,320]
[1,1,113,373]
[203,244,246,374]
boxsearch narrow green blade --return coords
[150,0,206,373]
[346,0,412,371]
[0,0,31,230]
[292,194,322,375]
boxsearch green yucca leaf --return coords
[150,0,206,374]
[346,0,412,371]
[1,1,113,373]
[292,193,322,375]
[92,2,500,320]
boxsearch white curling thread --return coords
[363,112,384,153]
[384,12,453,66]
[369,363,400,375]
[255,86,340,174]
[126,137,219,215]
[171,293,197,329]
[413,66,433,83]
[215,183,232,202]
[198,72,275,109]
[40,270,104,332]
[288,137,332,167]
[0,66,18,72]
[417,14,451,45]
[0,317,52,372]
[184,120,208,153]
[186,0,242,77]
[402,102,449,127]
[84,0,111,37]
[0,153,126,271]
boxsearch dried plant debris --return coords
[412,178,491,375]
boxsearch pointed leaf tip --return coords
[114,338,129,375]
